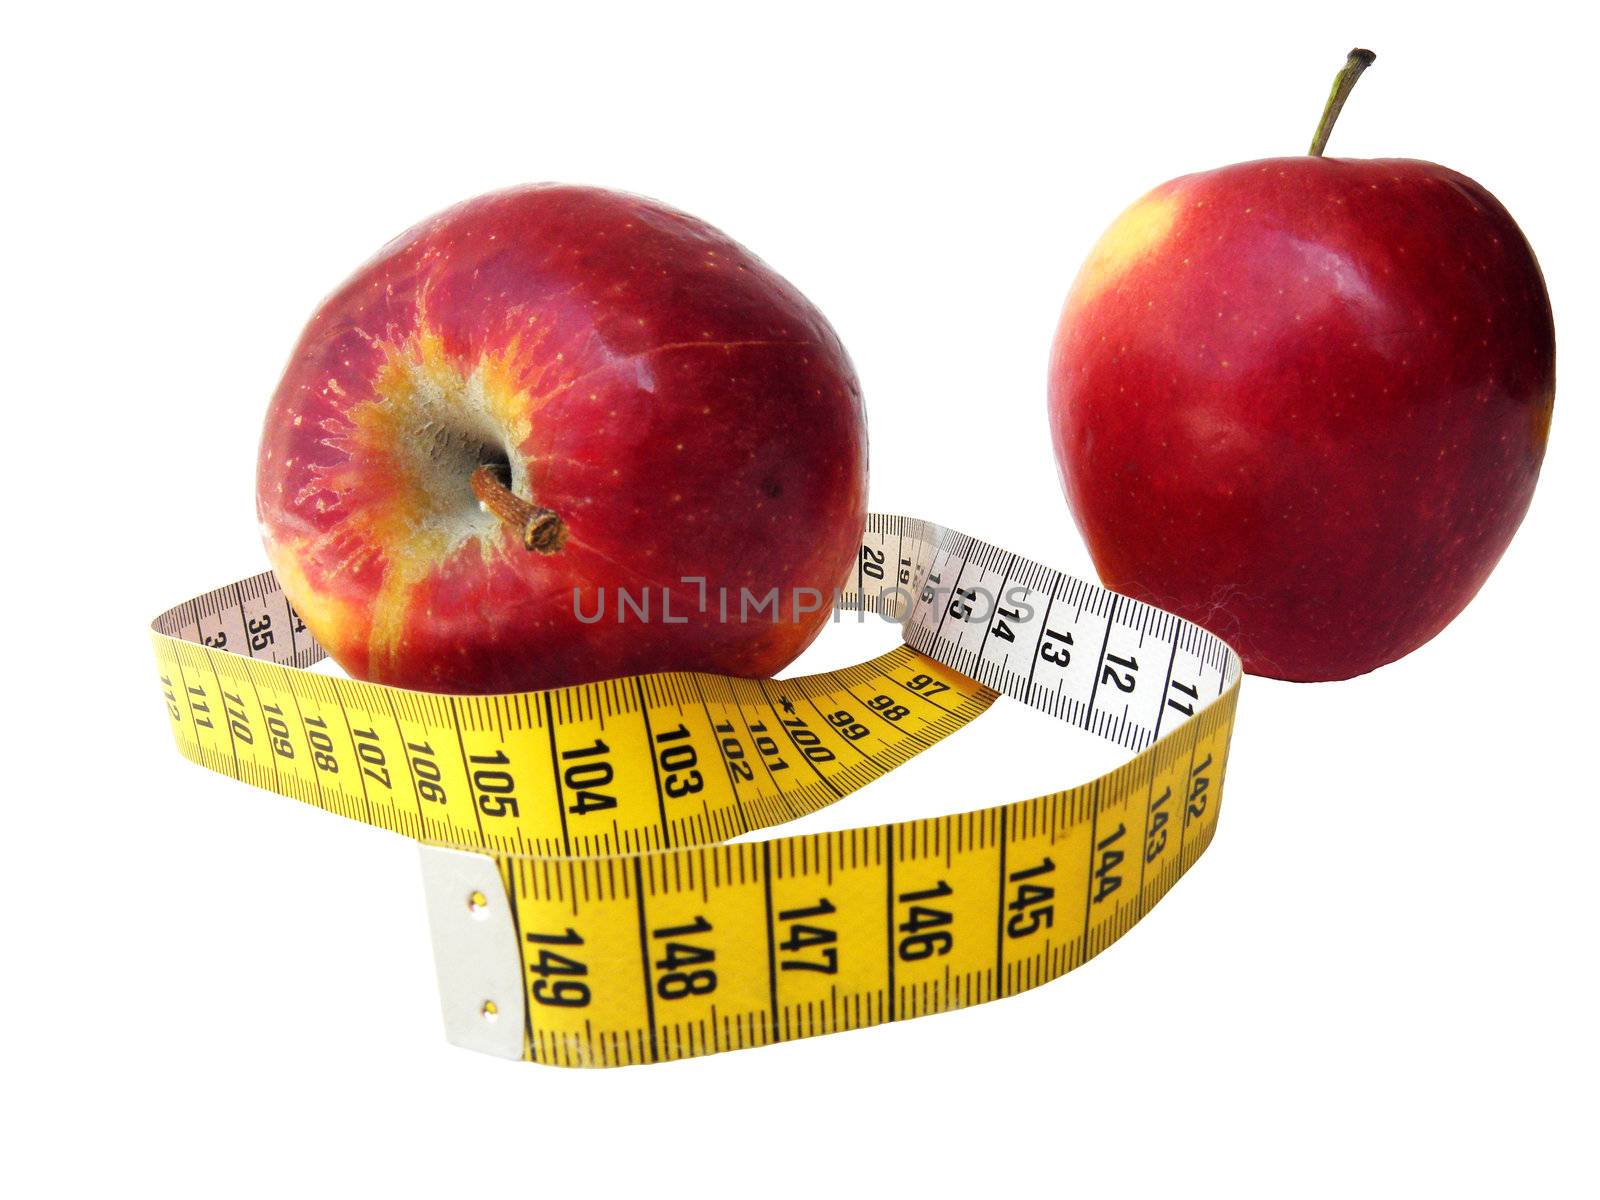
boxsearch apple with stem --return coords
[1048,50,1555,681]
[257,185,867,694]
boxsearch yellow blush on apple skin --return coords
[1065,189,1180,312]
[282,318,563,679]
[1531,386,1555,455]
[260,535,372,675]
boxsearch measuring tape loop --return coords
[151,513,1242,1066]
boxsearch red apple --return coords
[1048,52,1554,681]
[257,185,867,693]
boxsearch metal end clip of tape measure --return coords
[150,513,1242,1067]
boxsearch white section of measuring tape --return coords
[419,846,527,1059]
[868,515,1234,748]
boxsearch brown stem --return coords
[1309,48,1376,157]
[471,463,567,554]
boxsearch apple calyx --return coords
[1309,48,1377,157]
[471,463,567,554]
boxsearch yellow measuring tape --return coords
[151,513,1241,1066]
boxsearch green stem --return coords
[1309,49,1377,156]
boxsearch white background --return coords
[6,1,1595,1195]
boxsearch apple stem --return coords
[471,464,567,554]
[1309,48,1377,157]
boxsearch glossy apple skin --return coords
[1049,157,1554,681]
[258,185,867,693]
